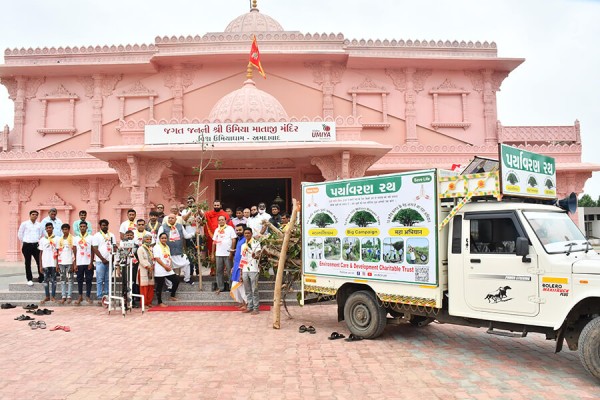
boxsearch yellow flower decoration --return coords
[448,182,456,191]
[477,180,485,188]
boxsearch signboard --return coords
[302,170,438,285]
[144,122,336,145]
[499,144,557,199]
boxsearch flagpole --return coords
[247,62,253,79]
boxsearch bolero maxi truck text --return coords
[301,144,600,380]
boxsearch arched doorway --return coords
[216,178,291,213]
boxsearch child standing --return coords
[38,223,58,304]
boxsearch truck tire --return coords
[344,290,387,339]
[578,317,600,380]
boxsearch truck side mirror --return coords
[515,237,531,263]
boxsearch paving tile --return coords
[1,304,600,398]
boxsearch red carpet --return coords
[148,305,271,312]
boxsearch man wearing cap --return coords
[41,208,63,236]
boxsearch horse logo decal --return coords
[484,286,512,303]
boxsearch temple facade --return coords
[0,2,597,261]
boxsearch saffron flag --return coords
[249,35,266,78]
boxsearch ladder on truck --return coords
[438,170,502,230]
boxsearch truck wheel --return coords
[579,317,600,380]
[344,290,387,339]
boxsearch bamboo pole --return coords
[272,198,299,329]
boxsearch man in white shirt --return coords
[41,208,63,236]
[17,210,42,285]
[91,219,117,305]
[247,203,271,239]
[211,215,237,293]
[240,227,262,315]
[38,222,58,303]
[119,209,137,240]
[74,221,94,305]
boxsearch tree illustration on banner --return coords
[311,212,334,228]
[349,210,377,227]
[392,208,424,226]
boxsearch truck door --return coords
[463,212,539,316]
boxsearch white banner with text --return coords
[144,122,336,145]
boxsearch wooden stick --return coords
[272,198,299,329]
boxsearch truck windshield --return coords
[523,211,587,254]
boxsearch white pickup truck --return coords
[302,145,600,379]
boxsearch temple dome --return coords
[224,8,284,33]
[208,79,289,122]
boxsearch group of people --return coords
[17,198,290,312]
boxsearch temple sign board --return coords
[144,122,336,145]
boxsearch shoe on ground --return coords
[27,281,33,287]
[184,280,194,285]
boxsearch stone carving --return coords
[77,74,122,98]
[311,156,338,181]
[98,178,118,202]
[146,160,172,187]
[432,79,465,91]
[43,84,78,99]
[72,179,90,200]
[350,155,376,178]
[25,77,45,100]
[305,61,345,85]
[311,153,376,181]
[386,68,431,92]
[121,80,156,97]
[0,77,17,100]
[162,65,200,89]
[305,61,346,118]
[76,76,95,98]
[465,70,508,93]
[19,180,39,202]
[108,160,132,187]
[42,192,68,206]
[159,175,179,203]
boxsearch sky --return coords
[0,0,599,198]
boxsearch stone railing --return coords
[498,120,580,145]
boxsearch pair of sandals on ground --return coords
[299,324,363,341]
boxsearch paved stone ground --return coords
[1,304,599,399]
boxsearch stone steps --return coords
[0,275,299,307]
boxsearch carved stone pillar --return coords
[1,180,39,261]
[305,61,346,118]
[0,77,44,151]
[311,152,375,181]
[72,177,117,229]
[163,65,198,121]
[109,156,172,221]
[78,74,122,148]
[386,68,431,144]
[465,69,508,144]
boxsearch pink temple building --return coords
[0,2,597,261]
